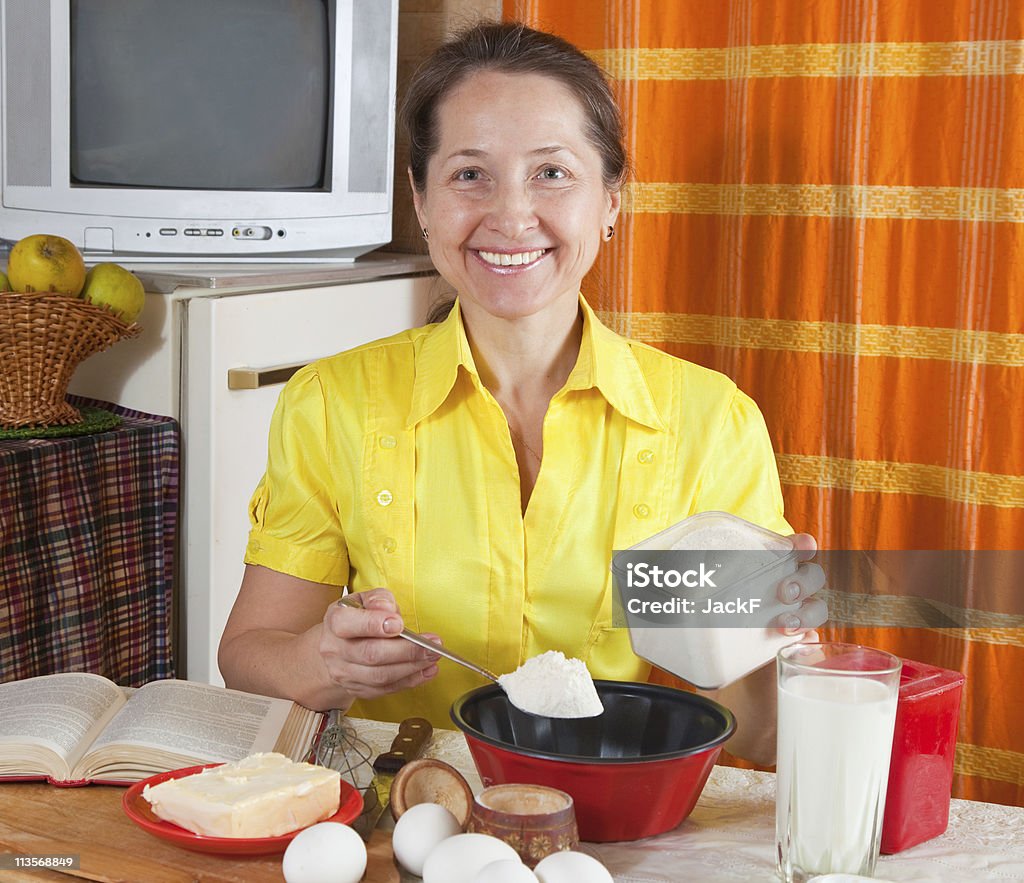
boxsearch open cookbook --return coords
[0,673,325,786]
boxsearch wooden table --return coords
[2,720,1023,882]
[0,782,397,882]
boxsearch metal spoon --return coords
[337,594,500,683]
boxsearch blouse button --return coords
[379,435,397,449]
[382,537,398,554]
[376,490,394,507]
[633,503,651,519]
[637,449,655,464]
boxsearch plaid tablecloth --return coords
[0,397,178,686]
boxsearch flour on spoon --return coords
[498,650,604,718]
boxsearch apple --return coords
[0,269,9,291]
[80,262,145,323]
[7,234,87,296]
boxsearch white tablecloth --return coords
[347,719,1024,883]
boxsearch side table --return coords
[0,397,179,685]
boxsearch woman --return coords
[219,22,825,763]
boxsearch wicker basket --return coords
[0,290,140,428]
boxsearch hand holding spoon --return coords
[336,594,500,684]
[337,595,601,719]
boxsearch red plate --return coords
[122,763,363,855]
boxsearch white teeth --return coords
[478,249,545,267]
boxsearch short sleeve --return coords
[243,366,350,586]
[694,389,793,535]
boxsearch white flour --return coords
[498,650,603,718]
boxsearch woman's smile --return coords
[474,247,549,271]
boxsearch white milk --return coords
[776,674,898,878]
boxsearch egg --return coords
[471,858,539,882]
[534,850,614,883]
[281,822,367,883]
[422,832,520,883]
[392,801,463,876]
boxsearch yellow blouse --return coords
[244,297,792,727]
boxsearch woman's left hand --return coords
[772,533,828,635]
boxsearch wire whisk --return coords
[310,709,375,789]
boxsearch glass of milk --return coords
[775,642,901,882]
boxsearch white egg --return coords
[281,822,367,883]
[392,802,463,876]
[534,850,614,883]
[471,858,539,882]
[422,832,520,883]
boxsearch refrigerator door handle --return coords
[227,363,307,390]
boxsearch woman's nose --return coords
[485,182,538,239]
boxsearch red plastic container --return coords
[451,681,735,842]
[880,658,965,854]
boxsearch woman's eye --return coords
[455,168,482,182]
[539,167,566,180]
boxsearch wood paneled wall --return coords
[389,0,502,253]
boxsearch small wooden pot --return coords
[467,783,578,867]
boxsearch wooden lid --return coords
[389,758,474,828]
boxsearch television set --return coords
[0,0,398,262]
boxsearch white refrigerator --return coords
[69,254,439,684]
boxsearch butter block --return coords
[143,752,341,838]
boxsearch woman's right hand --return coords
[318,588,441,700]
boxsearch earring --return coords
[605,225,615,241]
[421,227,429,241]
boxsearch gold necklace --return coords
[509,426,542,462]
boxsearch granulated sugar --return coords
[669,523,791,551]
[498,650,603,718]
[619,511,802,690]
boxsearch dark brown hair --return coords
[400,21,629,196]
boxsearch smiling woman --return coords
[218,22,825,763]
[410,69,619,334]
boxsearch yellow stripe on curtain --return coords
[507,0,1024,806]
[626,182,1024,223]
[589,40,1024,79]
[597,310,1024,366]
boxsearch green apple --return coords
[0,269,9,291]
[7,234,86,296]
[81,262,145,323]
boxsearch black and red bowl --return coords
[451,680,735,842]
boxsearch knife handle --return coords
[373,717,432,774]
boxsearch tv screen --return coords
[70,0,329,191]
[1,0,397,260]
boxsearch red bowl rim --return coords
[450,680,736,765]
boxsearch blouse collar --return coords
[406,295,666,432]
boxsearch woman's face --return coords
[413,70,621,324]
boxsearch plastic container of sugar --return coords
[611,511,804,689]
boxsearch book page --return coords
[82,679,294,766]
[0,673,126,777]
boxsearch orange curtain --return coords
[505,0,1024,805]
